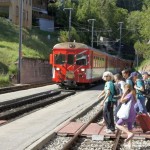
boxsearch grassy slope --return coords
[137,59,150,72]
[0,18,57,72]
[0,17,58,86]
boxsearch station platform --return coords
[0,84,102,150]
[0,84,59,103]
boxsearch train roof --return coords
[53,42,132,62]
[53,42,89,49]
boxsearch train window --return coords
[95,56,97,67]
[99,57,101,67]
[94,56,96,67]
[76,53,87,65]
[55,54,65,64]
[97,57,99,67]
[99,58,101,67]
[67,54,74,65]
[102,58,104,66]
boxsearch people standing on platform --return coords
[142,72,150,114]
[121,69,134,89]
[97,71,115,134]
[116,83,136,148]
[131,72,147,114]
[114,74,126,122]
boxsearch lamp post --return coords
[88,19,96,47]
[18,0,23,84]
[63,8,73,42]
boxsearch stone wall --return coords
[20,58,52,84]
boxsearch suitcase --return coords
[136,114,150,133]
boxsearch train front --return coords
[50,43,91,88]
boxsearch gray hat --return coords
[130,72,138,77]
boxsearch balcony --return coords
[0,0,11,6]
[33,4,47,10]
[33,12,53,20]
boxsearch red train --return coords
[49,42,133,88]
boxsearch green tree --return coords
[127,6,150,59]
[59,27,80,42]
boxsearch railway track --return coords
[1,84,149,149]
[59,101,121,150]
[31,98,150,150]
[39,100,119,150]
[0,90,76,122]
[31,99,112,150]
[0,82,53,94]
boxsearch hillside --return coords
[0,17,58,86]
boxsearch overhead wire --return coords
[57,0,144,42]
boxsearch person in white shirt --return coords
[114,73,126,122]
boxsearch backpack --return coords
[126,78,134,89]
[136,79,150,97]
[143,80,150,97]
[113,83,120,96]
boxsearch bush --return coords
[0,74,10,87]
[9,64,17,74]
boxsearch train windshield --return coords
[55,54,65,64]
[67,54,74,65]
[76,53,87,65]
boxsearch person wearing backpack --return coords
[122,69,134,89]
[97,71,115,134]
[114,74,126,122]
[114,74,126,96]
[131,72,147,114]
[142,72,150,114]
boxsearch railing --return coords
[32,4,47,10]
[33,13,54,20]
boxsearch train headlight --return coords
[81,68,85,72]
[55,67,60,71]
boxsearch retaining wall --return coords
[19,57,52,84]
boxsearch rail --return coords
[61,101,104,150]
[0,90,76,121]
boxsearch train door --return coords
[65,51,75,80]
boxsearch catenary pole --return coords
[88,19,96,47]
[63,8,73,42]
[18,0,23,84]
[118,22,123,57]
